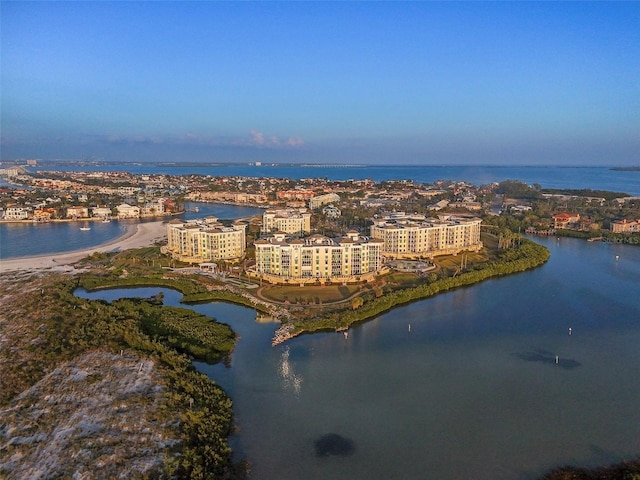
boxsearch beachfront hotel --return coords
[370,215,482,258]
[262,208,312,234]
[164,217,246,263]
[250,231,384,285]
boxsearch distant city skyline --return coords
[1,1,638,166]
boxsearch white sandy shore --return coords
[0,221,168,273]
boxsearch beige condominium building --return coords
[262,208,312,234]
[370,215,482,258]
[309,193,341,209]
[611,218,640,233]
[251,231,384,285]
[164,217,246,264]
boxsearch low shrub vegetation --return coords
[1,275,242,479]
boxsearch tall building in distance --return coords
[164,217,246,263]
[370,215,482,258]
[251,231,384,285]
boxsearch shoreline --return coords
[0,212,181,225]
[0,221,167,273]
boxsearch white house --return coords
[91,207,113,218]
[4,206,30,220]
[116,203,140,218]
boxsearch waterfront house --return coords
[33,208,56,222]
[553,213,580,229]
[4,206,30,220]
[140,198,166,217]
[66,206,90,219]
[611,219,640,233]
[116,203,140,219]
[91,206,113,218]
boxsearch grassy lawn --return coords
[432,247,493,274]
[434,255,466,272]
[481,232,499,251]
[385,272,420,285]
[260,284,361,304]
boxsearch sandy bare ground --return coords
[0,350,173,479]
[0,221,167,273]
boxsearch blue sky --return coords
[1,1,638,165]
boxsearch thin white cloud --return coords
[104,135,165,145]
[286,137,304,147]
[249,130,304,148]
[1,130,305,161]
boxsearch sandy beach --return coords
[0,221,168,273]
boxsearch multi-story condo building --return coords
[309,193,341,209]
[164,217,246,264]
[0,168,20,178]
[276,189,315,201]
[186,191,268,204]
[251,231,384,285]
[370,215,482,258]
[262,208,312,235]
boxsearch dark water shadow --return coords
[314,433,356,457]
[513,348,581,370]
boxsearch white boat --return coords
[102,217,111,223]
[80,226,91,231]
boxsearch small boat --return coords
[80,226,91,231]
[102,217,111,223]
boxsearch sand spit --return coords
[0,221,167,273]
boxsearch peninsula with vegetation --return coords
[1,168,639,479]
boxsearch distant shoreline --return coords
[0,213,178,225]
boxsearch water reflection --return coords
[71,237,640,480]
[279,346,303,396]
[513,349,582,370]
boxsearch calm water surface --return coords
[76,237,640,480]
[0,220,130,258]
[0,203,263,259]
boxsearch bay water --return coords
[76,236,640,479]
[0,203,263,259]
[30,164,640,196]
[9,164,640,476]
